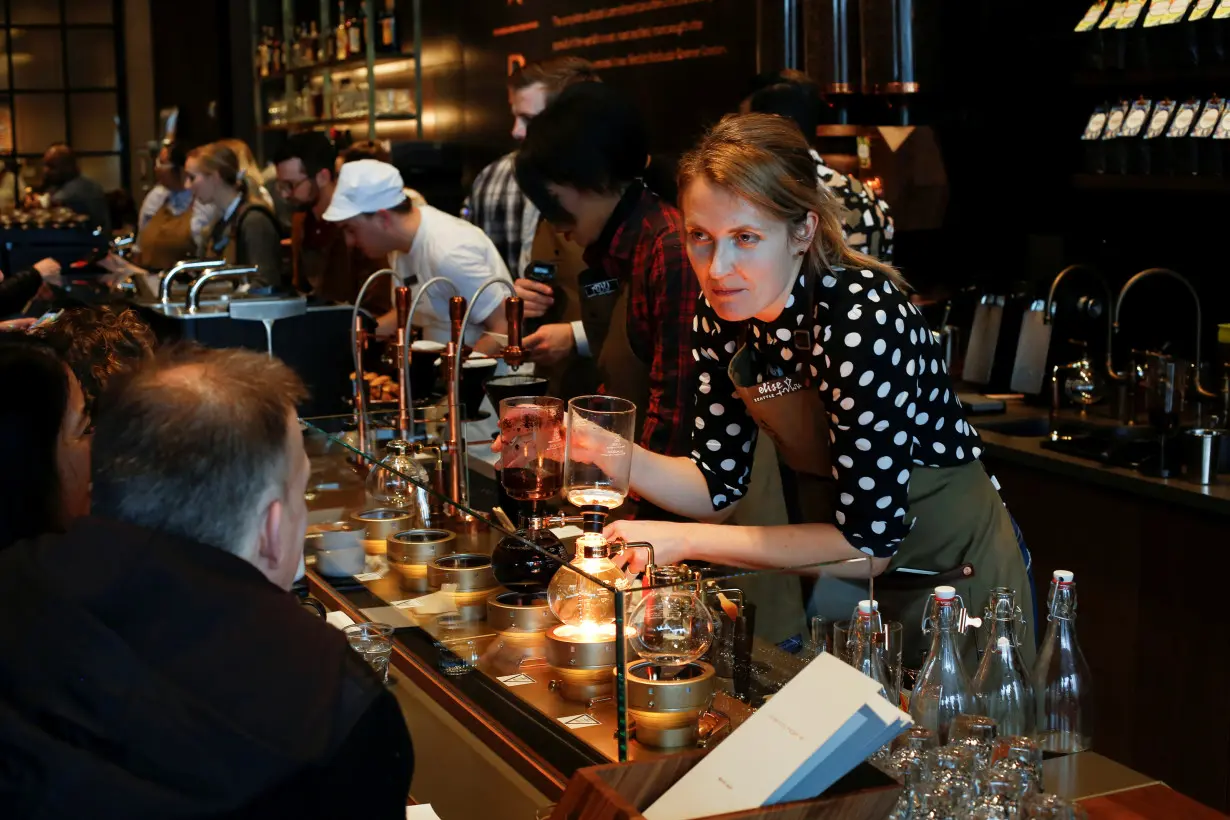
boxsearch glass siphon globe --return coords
[365,439,431,524]
[546,549,626,628]
[628,586,715,666]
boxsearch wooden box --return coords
[549,750,901,820]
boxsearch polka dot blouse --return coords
[689,266,985,558]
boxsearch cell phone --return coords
[524,261,556,286]
[31,310,61,328]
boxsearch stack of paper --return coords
[644,653,911,820]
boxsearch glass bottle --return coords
[347,1,364,56]
[257,27,270,78]
[850,599,894,702]
[365,439,430,524]
[379,0,398,52]
[1032,570,1093,753]
[545,533,626,627]
[335,1,349,61]
[973,588,1036,737]
[909,585,975,744]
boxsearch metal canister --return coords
[387,528,455,592]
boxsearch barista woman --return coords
[186,141,285,288]
[134,141,217,269]
[603,115,1033,665]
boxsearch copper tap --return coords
[503,296,525,369]
[445,295,469,519]
[1112,267,1216,400]
[353,314,369,467]
[394,285,411,439]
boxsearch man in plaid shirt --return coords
[515,83,699,519]
[462,57,598,277]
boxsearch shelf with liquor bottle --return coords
[1070,0,1230,79]
[251,0,421,155]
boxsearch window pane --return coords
[11,0,60,24]
[67,29,116,89]
[12,29,64,89]
[69,92,118,152]
[66,0,112,24]
[78,155,120,192]
[14,93,66,153]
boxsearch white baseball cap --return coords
[322,159,408,222]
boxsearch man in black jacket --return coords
[0,257,62,319]
[0,345,413,818]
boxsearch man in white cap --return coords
[324,159,513,351]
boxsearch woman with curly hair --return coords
[34,305,157,416]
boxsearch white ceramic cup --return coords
[314,527,366,576]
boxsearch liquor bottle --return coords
[335,1,349,62]
[379,0,398,53]
[257,27,270,78]
[850,600,894,703]
[1032,570,1094,753]
[972,588,1036,737]
[307,21,319,64]
[347,1,364,56]
[270,27,283,75]
[909,585,975,744]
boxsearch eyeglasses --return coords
[275,178,310,196]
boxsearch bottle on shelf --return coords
[335,1,349,62]
[347,1,364,57]
[850,599,894,703]
[908,585,977,744]
[270,27,283,75]
[1032,570,1094,754]
[306,21,319,64]
[379,0,398,53]
[257,27,270,78]
[972,587,1036,737]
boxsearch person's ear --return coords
[793,211,819,255]
[255,496,286,580]
[315,167,332,189]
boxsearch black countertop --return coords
[973,401,1230,517]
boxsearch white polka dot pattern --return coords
[687,267,983,558]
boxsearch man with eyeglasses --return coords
[274,132,385,311]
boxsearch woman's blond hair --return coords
[677,113,907,292]
[190,140,265,206]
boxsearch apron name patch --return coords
[751,376,807,403]
[581,278,619,299]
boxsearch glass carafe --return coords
[850,599,894,702]
[910,586,976,744]
[973,588,1036,737]
[562,395,635,510]
[365,439,431,525]
[1032,570,1093,753]
[628,566,715,666]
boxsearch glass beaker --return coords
[563,395,636,509]
[498,396,566,506]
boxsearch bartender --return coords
[600,114,1033,665]
[134,141,217,269]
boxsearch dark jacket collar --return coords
[582,179,647,270]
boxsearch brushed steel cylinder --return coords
[487,591,558,634]
[351,508,415,554]
[427,553,496,592]
[626,661,716,749]
[387,528,455,592]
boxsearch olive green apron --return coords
[139,199,197,271]
[526,219,599,400]
[725,275,1035,669]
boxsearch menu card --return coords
[643,653,912,820]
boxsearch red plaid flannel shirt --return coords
[583,184,699,458]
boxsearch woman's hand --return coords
[605,519,698,574]
[0,317,36,333]
[33,257,62,285]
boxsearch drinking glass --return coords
[993,735,1045,793]
[834,619,904,704]
[498,396,566,506]
[563,395,636,509]
[344,622,394,683]
[948,714,997,771]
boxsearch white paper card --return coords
[406,805,442,820]
[325,611,357,630]
[549,525,585,539]
[497,673,536,687]
[353,571,384,582]
[643,653,911,820]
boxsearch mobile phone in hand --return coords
[525,261,556,286]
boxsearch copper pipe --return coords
[400,276,461,435]
[503,296,525,369]
[353,315,369,467]
[395,285,411,439]
[446,296,469,517]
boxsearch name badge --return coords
[751,375,808,404]
[581,278,619,299]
